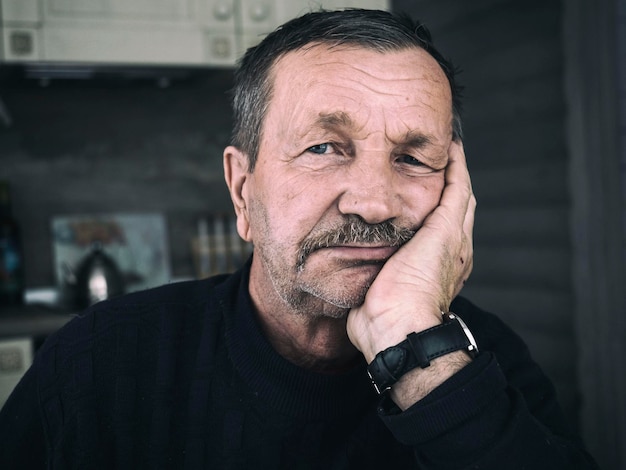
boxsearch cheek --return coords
[410,175,445,215]
[248,185,319,248]
[430,175,446,202]
[278,173,337,219]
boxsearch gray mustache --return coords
[297,218,416,268]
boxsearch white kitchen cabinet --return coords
[0,338,33,407]
[239,0,390,54]
[0,0,389,66]
[0,0,238,65]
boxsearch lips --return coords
[316,244,399,262]
[296,217,415,269]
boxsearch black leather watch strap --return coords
[366,312,478,394]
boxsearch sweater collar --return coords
[218,258,377,420]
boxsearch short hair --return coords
[231,8,463,171]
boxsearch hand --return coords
[346,141,475,405]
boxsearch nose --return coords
[337,160,402,224]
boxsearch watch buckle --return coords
[367,369,390,395]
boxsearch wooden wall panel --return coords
[564,0,626,466]
[460,286,572,331]
[469,246,570,289]
[463,74,565,129]
[474,206,569,245]
[467,116,565,169]
[620,0,626,262]
[471,161,569,204]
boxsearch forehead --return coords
[265,44,453,140]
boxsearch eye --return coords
[395,154,443,175]
[396,154,426,167]
[306,143,335,155]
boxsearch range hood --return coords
[0,0,389,74]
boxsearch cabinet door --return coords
[239,0,276,55]
[240,0,391,54]
[274,0,390,24]
[0,0,40,61]
[42,0,237,65]
[1,0,389,65]
[1,0,238,65]
[0,338,33,408]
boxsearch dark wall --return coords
[617,0,626,253]
[0,69,235,286]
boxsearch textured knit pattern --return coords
[0,261,599,469]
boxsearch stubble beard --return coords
[258,215,416,319]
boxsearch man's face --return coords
[233,44,453,317]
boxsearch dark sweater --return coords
[0,262,598,469]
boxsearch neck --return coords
[248,262,361,372]
[257,309,361,372]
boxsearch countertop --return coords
[0,304,75,339]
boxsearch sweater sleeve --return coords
[377,299,600,469]
[0,360,46,469]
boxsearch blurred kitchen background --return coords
[0,0,624,468]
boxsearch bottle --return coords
[0,181,25,306]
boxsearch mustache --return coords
[297,218,416,268]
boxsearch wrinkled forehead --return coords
[270,42,438,77]
[263,44,453,137]
[268,42,451,103]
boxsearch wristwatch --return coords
[366,312,479,394]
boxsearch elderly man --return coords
[0,9,598,469]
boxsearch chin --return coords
[288,259,380,315]
[303,282,370,311]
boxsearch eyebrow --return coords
[313,111,437,156]
[395,130,433,149]
[316,111,355,131]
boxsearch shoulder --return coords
[101,273,232,309]
[70,276,226,332]
[32,272,240,399]
[36,273,236,367]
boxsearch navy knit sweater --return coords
[0,261,598,468]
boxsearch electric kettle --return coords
[72,243,125,309]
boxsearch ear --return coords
[224,145,253,242]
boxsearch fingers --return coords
[439,141,473,228]
[449,142,476,297]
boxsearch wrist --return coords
[389,350,472,409]
[349,304,444,363]
[366,312,478,395]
